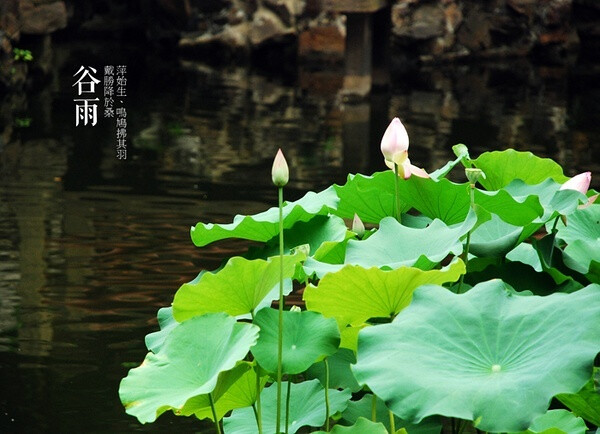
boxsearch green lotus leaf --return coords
[520,409,588,434]
[472,149,567,190]
[316,417,388,434]
[173,252,304,321]
[245,215,349,259]
[145,307,178,353]
[305,348,361,393]
[352,281,600,432]
[342,212,476,270]
[469,212,522,257]
[304,259,465,327]
[342,394,442,434]
[555,205,600,280]
[119,313,259,424]
[554,204,600,244]
[177,362,267,421]
[557,368,600,426]
[251,308,340,374]
[190,187,338,247]
[334,171,406,224]
[223,379,351,434]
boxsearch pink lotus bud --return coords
[271,148,289,187]
[352,213,365,237]
[380,118,409,166]
[560,172,591,194]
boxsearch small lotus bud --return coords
[465,168,485,185]
[352,213,365,238]
[271,148,289,187]
[560,172,591,195]
[290,305,301,312]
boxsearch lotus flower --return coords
[380,117,428,179]
[352,213,365,238]
[559,172,591,194]
[271,148,289,187]
[559,171,598,209]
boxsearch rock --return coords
[298,25,345,59]
[457,7,492,51]
[248,7,292,46]
[392,3,446,40]
[19,1,67,35]
[263,0,303,26]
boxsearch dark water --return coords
[1,40,599,433]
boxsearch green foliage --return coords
[223,379,351,433]
[13,48,33,62]
[119,146,600,433]
[352,281,600,432]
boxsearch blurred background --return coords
[1,0,600,432]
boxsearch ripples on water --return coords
[0,40,599,432]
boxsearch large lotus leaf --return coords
[396,176,543,227]
[305,348,361,393]
[145,307,178,353]
[223,379,351,434]
[304,259,465,327]
[472,149,567,190]
[469,212,522,257]
[504,179,586,220]
[173,252,303,321]
[178,361,267,421]
[342,394,442,434]
[251,308,340,374]
[557,368,600,426]
[352,281,600,432]
[333,171,408,224]
[315,417,388,434]
[521,410,588,434]
[190,187,338,247]
[119,313,259,424]
[245,215,349,259]
[555,205,600,279]
[342,212,476,270]
[554,204,600,244]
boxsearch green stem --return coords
[393,163,401,221]
[324,358,331,431]
[250,312,263,434]
[256,365,262,434]
[276,186,284,434]
[371,394,377,422]
[389,409,395,433]
[457,185,475,294]
[548,215,561,265]
[208,392,222,434]
[285,376,292,434]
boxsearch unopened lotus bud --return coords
[271,148,289,187]
[290,305,301,312]
[465,168,485,185]
[352,213,365,238]
[560,172,591,195]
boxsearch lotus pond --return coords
[119,120,600,434]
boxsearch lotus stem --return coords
[371,394,377,422]
[256,364,262,434]
[324,358,330,431]
[457,184,475,294]
[389,409,395,433]
[276,186,285,434]
[208,392,222,434]
[394,163,401,221]
[547,215,561,265]
[285,376,292,434]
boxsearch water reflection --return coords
[0,40,599,432]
